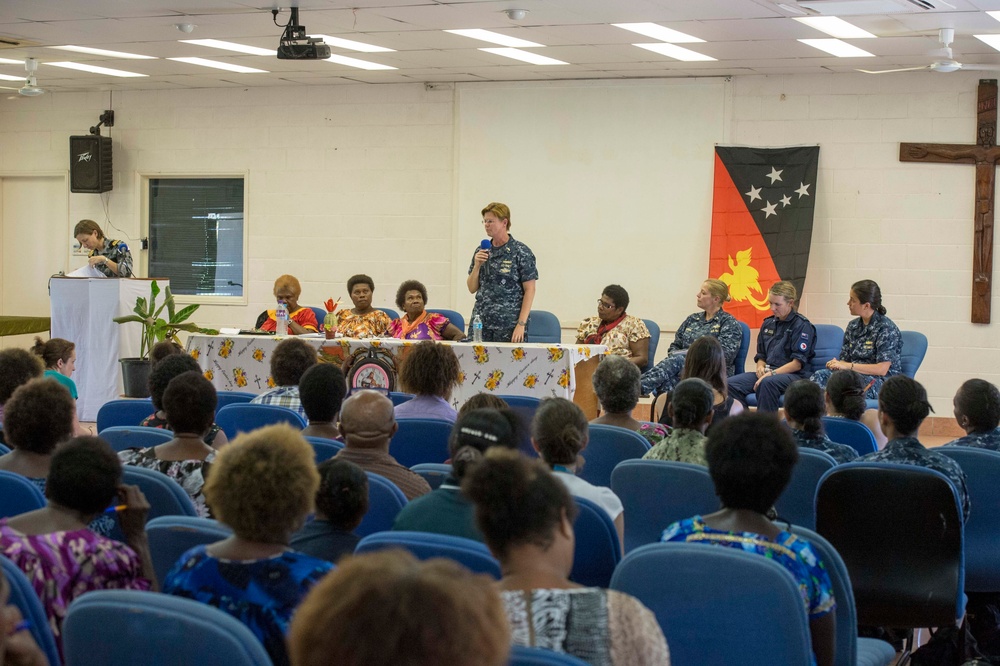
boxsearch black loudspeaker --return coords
[69,135,113,193]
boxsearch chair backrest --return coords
[816,462,964,628]
[610,542,813,666]
[577,424,650,488]
[308,306,327,326]
[0,470,46,519]
[376,307,400,321]
[355,531,502,578]
[390,418,453,467]
[0,556,61,666]
[427,308,465,333]
[527,310,561,344]
[389,391,414,406]
[610,459,718,552]
[0,443,9,455]
[508,646,591,665]
[734,321,751,374]
[899,330,928,378]
[356,471,408,537]
[109,467,198,542]
[215,403,307,439]
[146,516,233,586]
[809,324,846,374]
[497,394,541,458]
[304,436,344,463]
[937,446,1000,592]
[641,319,660,374]
[96,398,154,432]
[214,391,256,414]
[569,496,621,588]
[409,463,452,490]
[63,590,273,666]
[821,416,877,456]
[774,448,837,531]
[98,425,174,452]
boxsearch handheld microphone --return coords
[480,239,491,251]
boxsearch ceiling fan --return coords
[857,28,1000,74]
[0,58,45,96]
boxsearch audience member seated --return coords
[662,413,836,666]
[142,353,227,448]
[0,348,43,438]
[163,424,332,666]
[120,371,218,517]
[149,340,185,367]
[657,336,742,433]
[532,397,624,549]
[592,355,669,447]
[458,392,510,417]
[32,336,79,400]
[386,280,465,341]
[250,338,318,419]
[393,408,519,540]
[644,378,714,466]
[943,378,1000,450]
[824,369,886,449]
[336,274,392,339]
[464,449,669,664]
[291,459,368,563]
[333,390,430,500]
[255,274,319,334]
[0,437,154,653]
[299,363,347,441]
[0,379,76,492]
[394,341,460,423]
[288,549,509,666]
[575,284,650,368]
[0,569,49,666]
[783,380,858,464]
[858,376,970,521]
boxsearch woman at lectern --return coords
[74,219,133,278]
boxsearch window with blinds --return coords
[148,177,245,298]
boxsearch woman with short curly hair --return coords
[0,379,77,490]
[591,355,669,447]
[395,341,461,422]
[0,348,42,427]
[387,280,464,341]
[337,274,392,338]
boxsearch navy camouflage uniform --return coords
[810,311,901,399]
[639,310,742,396]
[468,235,538,343]
[91,237,133,278]
[789,428,858,465]
[859,436,970,522]
[728,311,815,412]
[942,427,1000,451]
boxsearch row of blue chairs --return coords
[96,392,259,433]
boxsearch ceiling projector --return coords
[276,8,331,60]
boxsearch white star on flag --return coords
[745,185,762,202]
[762,201,778,218]
[780,194,792,207]
[767,167,783,184]
[795,182,811,198]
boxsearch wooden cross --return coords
[899,78,998,324]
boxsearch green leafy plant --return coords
[113,280,219,360]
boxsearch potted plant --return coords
[113,280,218,397]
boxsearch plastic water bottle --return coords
[472,314,483,342]
[276,301,288,336]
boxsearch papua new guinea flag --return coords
[709,146,819,329]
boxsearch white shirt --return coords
[552,470,624,522]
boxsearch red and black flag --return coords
[709,145,820,328]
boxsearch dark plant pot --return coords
[119,358,151,398]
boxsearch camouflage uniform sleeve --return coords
[113,241,133,277]
[518,242,539,282]
[667,315,693,354]
[717,313,743,366]
[874,318,902,365]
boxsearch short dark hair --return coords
[851,279,887,316]
[150,341,185,368]
[671,378,715,429]
[825,370,867,421]
[73,219,103,239]
[878,375,933,436]
[46,437,122,515]
[0,349,42,405]
[682,336,728,398]
[592,355,640,414]
[315,459,368,531]
[602,284,629,311]
[347,274,374,293]
[457,393,509,418]
[163,371,217,435]
[955,378,1000,432]
[4,379,75,454]
[531,397,587,466]
[448,408,520,481]
[706,413,798,514]
[399,342,460,398]
[148,354,201,410]
[270,338,318,387]
[395,280,427,310]
[783,380,825,437]
[299,363,348,423]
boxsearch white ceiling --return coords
[4,0,1000,92]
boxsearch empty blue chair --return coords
[864,330,930,411]
[376,307,400,321]
[356,471,408,537]
[641,319,660,374]
[428,308,465,333]
[938,446,1000,592]
[110,466,198,542]
[610,459,718,552]
[389,391,414,406]
[146,516,233,586]
[569,496,621,588]
[734,320,751,374]
[214,391,256,414]
[410,462,452,490]
[527,310,561,343]
[98,425,174,453]
[63,590,272,666]
[498,394,541,457]
[390,418,453,468]
[215,403,306,439]
[611,543,813,666]
[96,398,154,432]
[577,424,650,488]
[304,436,344,463]
[355,531,501,578]
[774,448,837,530]
[821,417,877,456]
[509,646,590,665]
[0,470,46,519]
[0,556,61,666]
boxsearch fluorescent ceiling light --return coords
[179,39,274,56]
[0,73,22,81]
[46,62,148,77]
[479,48,567,65]
[48,45,157,59]
[634,43,716,62]
[446,29,541,48]
[989,11,1000,23]
[612,23,704,43]
[326,54,397,70]
[798,38,875,57]
[793,17,876,38]
[974,34,1000,53]
[0,58,25,65]
[167,57,268,73]
[310,35,394,53]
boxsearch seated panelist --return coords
[255,275,319,334]
[387,280,465,341]
[337,274,392,338]
[575,284,650,368]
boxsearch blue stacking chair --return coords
[938,446,1000,593]
[146,516,233,586]
[0,556,61,666]
[304,436,343,463]
[734,320,751,374]
[641,319,660,374]
[98,425,174,453]
[0,470,46,519]
[509,646,590,665]
[376,307,400,321]
[569,497,621,588]
[427,308,465,333]
[389,391,414,406]
[498,394,541,458]
[214,391,256,414]
[215,403,307,439]
[577,424,650,488]
[308,306,327,327]
[355,531,502,578]
[611,543,814,666]
[527,310,561,343]
[410,462,452,490]
[864,330,930,410]
[110,467,198,542]
[356,471,408,537]
[0,443,9,455]
[63,590,272,666]
[390,418,453,467]
[821,417,877,456]
[610,459,718,553]
[96,398,154,432]
[747,322,844,407]
[774,448,837,530]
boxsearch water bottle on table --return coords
[472,314,483,342]
[276,301,289,336]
